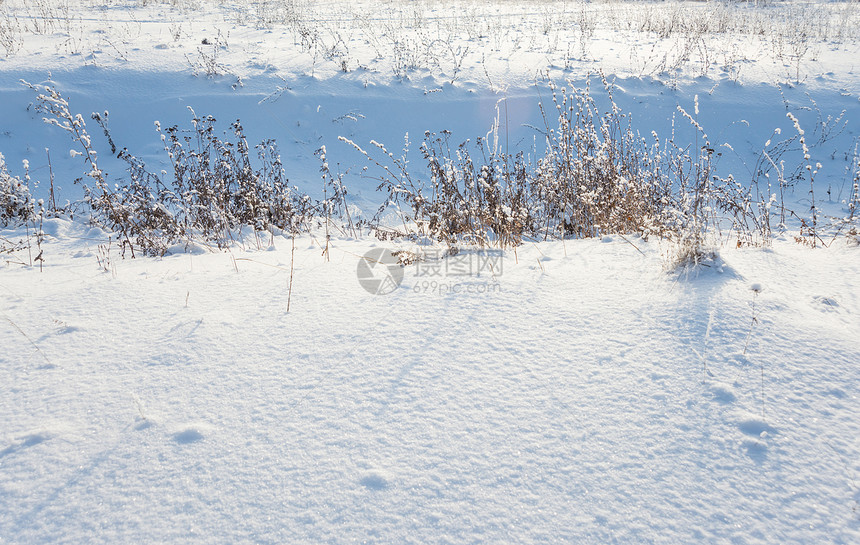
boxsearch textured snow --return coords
[2,227,859,543]
[2,1,860,544]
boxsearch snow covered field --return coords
[2,1,860,543]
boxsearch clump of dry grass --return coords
[27,82,325,256]
[0,152,34,228]
[346,75,718,266]
[0,151,48,269]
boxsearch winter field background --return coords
[1,1,860,543]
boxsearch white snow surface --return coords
[2,1,860,543]
[2,226,860,544]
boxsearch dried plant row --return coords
[6,77,859,269]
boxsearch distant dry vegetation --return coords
[2,1,859,82]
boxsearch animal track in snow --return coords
[812,295,841,312]
[172,425,207,444]
[0,432,50,457]
[359,469,391,490]
[708,382,737,404]
[737,414,776,438]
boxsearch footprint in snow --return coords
[173,427,205,444]
[812,295,840,312]
[736,414,777,438]
[708,382,737,404]
[742,438,768,461]
[54,323,80,335]
[359,470,390,491]
[0,432,50,457]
